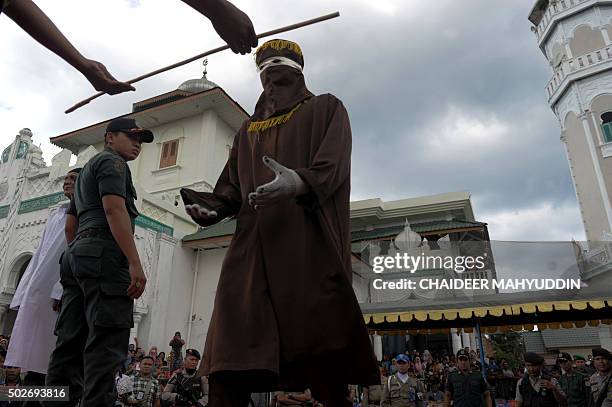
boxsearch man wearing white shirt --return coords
[5,168,81,382]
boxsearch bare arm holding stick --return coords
[3,0,134,95]
[181,0,257,54]
[65,12,340,113]
[3,0,256,95]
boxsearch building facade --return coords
[0,71,493,358]
[0,70,247,349]
[529,0,612,244]
[529,0,612,349]
[182,192,493,358]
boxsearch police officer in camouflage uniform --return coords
[445,349,492,407]
[46,117,152,406]
[590,348,612,407]
[162,349,209,406]
[557,352,590,407]
[381,354,425,407]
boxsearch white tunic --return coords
[5,204,68,374]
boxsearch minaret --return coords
[0,128,42,205]
[0,128,45,284]
[529,0,612,245]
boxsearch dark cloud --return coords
[0,0,585,239]
[286,0,579,235]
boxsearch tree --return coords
[490,332,524,368]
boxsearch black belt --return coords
[76,228,114,240]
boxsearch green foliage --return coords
[490,332,523,368]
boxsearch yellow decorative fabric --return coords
[521,304,537,313]
[589,301,605,309]
[364,299,612,330]
[372,314,385,324]
[489,307,505,317]
[459,310,473,319]
[414,311,428,322]
[538,303,554,312]
[474,309,488,317]
[444,311,459,320]
[572,302,587,310]
[428,311,443,320]
[255,39,303,58]
[247,103,302,133]
[555,302,571,311]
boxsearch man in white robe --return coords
[5,168,80,377]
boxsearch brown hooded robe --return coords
[183,45,378,390]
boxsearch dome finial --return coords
[177,58,218,93]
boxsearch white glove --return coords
[248,156,308,209]
[185,204,218,220]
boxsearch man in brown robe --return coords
[181,38,379,407]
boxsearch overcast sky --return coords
[0,0,586,241]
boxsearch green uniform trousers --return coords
[46,237,133,407]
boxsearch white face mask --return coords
[257,56,303,74]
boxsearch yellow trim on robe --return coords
[248,104,303,133]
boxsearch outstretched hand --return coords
[185,204,218,220]
[208,0,257,54]
[248,156,308,209]
[80,59,135,95]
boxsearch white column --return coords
[580,113,612,234]
[147,234,178,349]
[461,332,471,350]
[469,333,477,351]
[601,28,611,45]
[563,41,574,59]
[451,328,462,354]
[187,249,201,346]
[131,313,143,343]
[595,6,612,45]
[561,133,588,235]
[372,335,383,361]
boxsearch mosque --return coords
[4,31,609,359]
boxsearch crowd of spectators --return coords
[114,332,188,406]
[0,332,607,407]
[359,348,603,407]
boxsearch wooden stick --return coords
[65,11,340,114]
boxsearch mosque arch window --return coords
[600,112,612,143]
[569,25,605,57]
[2,146,11,163]
[159,139,179,168]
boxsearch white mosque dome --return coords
[178,60,218,93]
